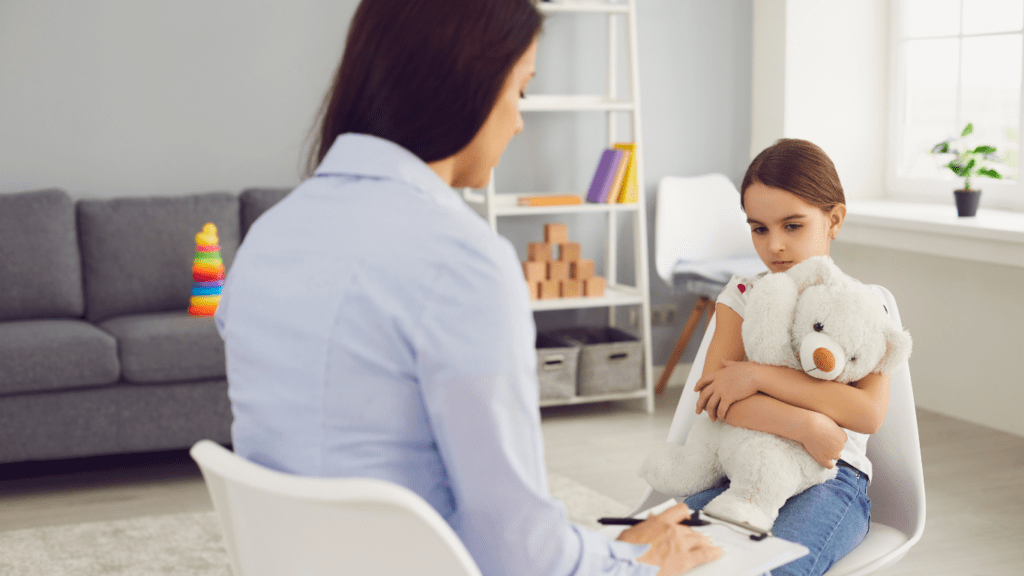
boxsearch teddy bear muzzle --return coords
[800,331,846,380]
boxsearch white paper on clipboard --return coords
[596,500,809,576]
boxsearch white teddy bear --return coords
[638,256,912,529]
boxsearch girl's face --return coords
[449,39,537,189]
[743,182,846,274]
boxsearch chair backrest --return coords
[629,286,926,551]
[654,174,755,284]
[190,440,483,576]
[858,286,925,542]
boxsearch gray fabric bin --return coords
[536,332,579,400]
[557,327,642,396]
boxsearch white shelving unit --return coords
[462,0,654,413]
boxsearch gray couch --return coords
[0,187,290,464]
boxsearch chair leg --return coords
[655,296,711,394]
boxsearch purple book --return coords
[585,149,624,203]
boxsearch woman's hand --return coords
[694,359,761,421]
[800,411,848,469]
[617,503,723,575]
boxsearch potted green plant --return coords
[930,123,1004,217]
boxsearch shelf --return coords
[531,284,643,311]
[520,95,635,112]
[840,200,1024,268]
[464,191,640,216]
[472,0,653,413]
[537,1,629,15]
[539,388,648,408]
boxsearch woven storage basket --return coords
[556,327,642,396]
[535,332,580,400]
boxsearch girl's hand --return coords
[694,359,760,421]
[800,412,848,469]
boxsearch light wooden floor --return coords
[1,385,1022,575]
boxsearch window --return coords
[889,0,1023,208]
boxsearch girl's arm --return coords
[697,304,890,435]
[722,394,847,469]
[699,303,847,467]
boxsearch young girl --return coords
[685,138,889,576]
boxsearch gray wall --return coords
[0,1,752,366]
[638,0,752,366]
[0,1,356,197]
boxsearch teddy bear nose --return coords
[813,348,836,373]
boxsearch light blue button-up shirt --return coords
[216,133,656,576]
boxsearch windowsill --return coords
[838,200,1024,269]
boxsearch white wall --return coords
[751,0,889,201]
[750,0,786,159]
[831,242,1024,438]
[752,0,1024,438]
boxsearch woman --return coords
[216,1,719,574]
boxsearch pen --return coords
[596,517,643,526]
[598,510,710,527]
[598,510,772,541]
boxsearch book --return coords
[606,149,631,204]
[612,142,639,203]
[585,148,624,203]
[517,194,583,206]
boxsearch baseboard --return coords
[654,363,693,388]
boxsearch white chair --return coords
[654,174,766,393]
[629,285,926,576]
[190,440,482,576]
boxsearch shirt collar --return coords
[314,133,458,204]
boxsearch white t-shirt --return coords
[716,273,873,480]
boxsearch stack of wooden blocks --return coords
[522,223,605,300]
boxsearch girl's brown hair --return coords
[740,138,845,211]
[306,0,543,175]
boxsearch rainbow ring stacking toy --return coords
[189,223,225,316]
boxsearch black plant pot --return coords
[953,189,981,217]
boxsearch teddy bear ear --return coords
[874,323,913,375]
[787,255,839,292]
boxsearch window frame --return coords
[887,0,1024,211]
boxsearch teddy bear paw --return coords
[704,495,777,531]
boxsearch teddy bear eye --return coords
[813,322,824,332]
[850,357,857,362]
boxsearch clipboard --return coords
[597,501,809,576]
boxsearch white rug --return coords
[0,472,627,576]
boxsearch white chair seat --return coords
[824,523,909,576]
[672,255,767,298]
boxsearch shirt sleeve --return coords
[412,231,658,576]
[716,274,751,317]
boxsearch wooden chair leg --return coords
[655,296,711,394]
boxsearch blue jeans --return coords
[684,464,871,576]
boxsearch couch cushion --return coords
[0,189,85,321]
[77,192,240,322]
[0,319,120,395]
[0,386,120,463]
[99,311,225,384]
[240,187,291,238]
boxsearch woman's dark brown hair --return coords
[307,0,543,174]
[740,138,845,211]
